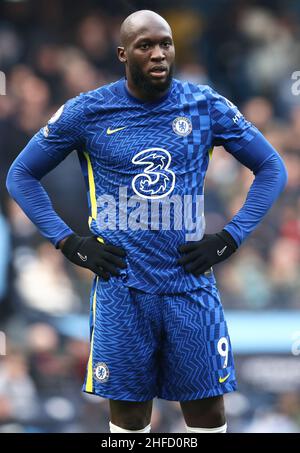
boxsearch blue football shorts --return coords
[82,276,237,401]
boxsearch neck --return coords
[126,78,171,102]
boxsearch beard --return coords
[129,61,174,96]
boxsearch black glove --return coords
[61,234,127,281]
[178,230,237,277]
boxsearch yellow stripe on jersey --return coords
[83,152,97,227]
[209,146,214,160]
[85,277,99,393]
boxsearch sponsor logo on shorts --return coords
[219,373,230,383]
[94,362,109,383]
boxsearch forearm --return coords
[6,139,74,247]
[223,134,288,246]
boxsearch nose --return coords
[150,44,165,61]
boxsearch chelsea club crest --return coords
[94,362,110,383]
[172,116,192,136]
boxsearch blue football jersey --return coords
[34,78,258,293]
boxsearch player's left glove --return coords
[178,230,238,277]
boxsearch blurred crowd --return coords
[0,0,299,433]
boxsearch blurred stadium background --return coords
[0,0,300,433]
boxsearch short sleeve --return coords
[34,93,87,160]
[204,86,259,154]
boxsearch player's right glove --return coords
[61,234,127,281]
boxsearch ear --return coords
[117,47,127,63]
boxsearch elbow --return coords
[262,152,288,195]
[6,164,16,198]
[6,160,25,200]
[277,155,288,193]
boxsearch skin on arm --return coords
[58,237,69,250]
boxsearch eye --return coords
[162,42,171,48]
[139,43,150,50]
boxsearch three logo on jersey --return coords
[93,116,205,239]
[132,148,175,199]
[44,112,192,200]
[106,117,192,200]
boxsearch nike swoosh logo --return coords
[219,373,230,383]
[77,252,87,262]
[217,245,227,256]
[107,126,127,135]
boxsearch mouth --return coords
[149,65,168,79]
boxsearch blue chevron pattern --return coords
[35,77,258,294]
[82,278,237,401]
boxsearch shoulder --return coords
[72,78,124,113]
[172,79,218,103]
[194,84,241,117]
[43,84,115,134]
